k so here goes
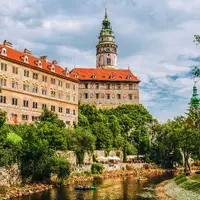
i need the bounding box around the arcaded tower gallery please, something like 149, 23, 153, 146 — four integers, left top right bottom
71, 9, 140, 108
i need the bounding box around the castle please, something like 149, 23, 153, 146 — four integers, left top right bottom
0, 8, 140, 125
70, 8, 140, 108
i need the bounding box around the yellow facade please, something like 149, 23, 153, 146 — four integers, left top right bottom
0, 58, 78, 126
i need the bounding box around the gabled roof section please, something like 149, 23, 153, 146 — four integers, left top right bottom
70, 68, 140, 82
0, 43, 78, 83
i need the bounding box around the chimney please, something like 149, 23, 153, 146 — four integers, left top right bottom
52, 60, 58, 65
3, 40, 13, 48
65, 67, 69, 77
24, 48, 32, 55
40, 56, 48, 62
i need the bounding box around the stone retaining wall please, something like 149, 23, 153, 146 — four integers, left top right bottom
0, 164, 21, 186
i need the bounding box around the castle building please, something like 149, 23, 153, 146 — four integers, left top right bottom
70, 9, 140, 108
0, 40, 79, 126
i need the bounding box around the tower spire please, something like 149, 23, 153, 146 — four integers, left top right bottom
190, 83, 200, 108
105, 0, 108, 18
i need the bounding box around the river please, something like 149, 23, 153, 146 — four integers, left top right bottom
12, 172, 173, 200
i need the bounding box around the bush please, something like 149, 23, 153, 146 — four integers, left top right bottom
91, 163, 104, 174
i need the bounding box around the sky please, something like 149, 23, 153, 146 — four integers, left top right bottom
0, 0, 200, 122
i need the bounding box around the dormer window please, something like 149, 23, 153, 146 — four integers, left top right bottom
127, 74, 132, 80
51, 65, 55, 72
1, 48, 7, 56
110, 74, 114, 79
24, 56, 29, 63
74, 73, 78, 78
65, 67, 69, 77
92, 73, 96, 79
38, 60, 42, 68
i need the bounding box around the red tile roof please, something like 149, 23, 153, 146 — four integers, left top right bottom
70, 68, 140, 82
0, 43, 78, 83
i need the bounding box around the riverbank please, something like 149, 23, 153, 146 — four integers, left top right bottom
156, 172, 200, 200
0, 168, 175, 200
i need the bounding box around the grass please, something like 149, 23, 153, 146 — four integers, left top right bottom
173, 173, 200, 194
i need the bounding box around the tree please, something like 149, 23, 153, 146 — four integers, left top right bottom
91, 122, 113, 150
40, 108, 66, 128
66, 128, 96, 164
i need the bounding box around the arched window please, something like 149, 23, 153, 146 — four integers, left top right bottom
107, 58, 111, 65
38, 60, 42, 68
51, 65, 55, 72
1, 48, 7, 56
99, 55, 104, 65
24, 56, 29, 63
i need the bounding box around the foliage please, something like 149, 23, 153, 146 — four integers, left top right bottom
66, 128, 96, 164
91, 163, 104, 174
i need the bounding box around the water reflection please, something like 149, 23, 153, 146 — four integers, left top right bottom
12, 173, 173, 200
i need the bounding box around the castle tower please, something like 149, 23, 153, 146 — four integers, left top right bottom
190, 84, 200, 108
96, 8, 118, 69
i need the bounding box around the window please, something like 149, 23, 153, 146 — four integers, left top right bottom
12, 81, 18, 89
32, 87, 38, 94
51, 65, 55, 72
66, 108, 70, 114
66, 121, 70, 126
51, 91, 56, 98
58, 80, 62, 87
42, 104, 47, 110
1, 48, 7, 56
96, 94, 99, 99
38, 60, 42, 68
58, 107, 63, 113
58, 92, 63, 99
84, 93, 88, 99
96, 84, 99, 89
12, 66, 18, 74
23, 84, 29, 92
32, 116, 39, 122
128, 94, 132, 100
42, 89, 47, 95
107, 84, 110, 89
73, 96, 76, 102
117, 94, 121, 99
129, 84, 133, 90
51, 105, 55, 112
117, 84, 121, 89
22, 114, 28, 121
23, 100, 29, 107
107, 94, 110, 99
33, 102, 38, 109
107, 58, 111, 65
42, 75, 47, 82
1, 63, 7, 71
51, 78, 56, 85
24, 70, 29, 77
73, 85, 76, 90
0, 96, 6, 103
12, 98, 18, 105
85, 83, 88, 89
24, 56, 28, 63
33, 73, 38, 80
0, 78, 7, 87
73, 110, 76, 115
66, 83, 70, 89
66, 94, 70, 101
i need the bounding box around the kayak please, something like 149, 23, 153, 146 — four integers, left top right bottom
74, 186, 96, 190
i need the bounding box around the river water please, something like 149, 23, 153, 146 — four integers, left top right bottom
12, 172, 173, 200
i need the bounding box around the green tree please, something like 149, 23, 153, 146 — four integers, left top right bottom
66, 128, 96, 164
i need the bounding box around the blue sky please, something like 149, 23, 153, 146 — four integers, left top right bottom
1, 0, 200, 121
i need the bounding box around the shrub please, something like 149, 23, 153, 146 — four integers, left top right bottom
91, 163, 104, 174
